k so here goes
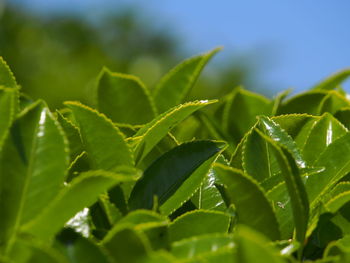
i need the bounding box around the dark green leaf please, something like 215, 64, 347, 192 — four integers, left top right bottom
133, 100, 217, 165
129, 140, 225, 215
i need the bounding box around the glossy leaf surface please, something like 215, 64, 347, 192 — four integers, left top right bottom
129, 140, 224, 214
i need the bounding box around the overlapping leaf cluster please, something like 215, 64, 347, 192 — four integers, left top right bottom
1, 49, 350, 263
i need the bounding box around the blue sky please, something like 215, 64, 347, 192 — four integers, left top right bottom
8, 0, 350, 94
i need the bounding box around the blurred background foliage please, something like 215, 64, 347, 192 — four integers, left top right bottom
0, 2, 263, 108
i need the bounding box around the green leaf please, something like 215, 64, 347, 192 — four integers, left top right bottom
242, 128, 275, 182
117, 210, 167, 226
96, 68, 156, 125
132, 100, 217, 165
22, 170, 137, 240
153, 47, 221, 113
312, 68, 350, 90
258, 115, 306, 168
234, 225, 285, 263
101, 225, 150, 263
171, 233, 234, 259
191, 168, 226, 211
306, 133, 350, 207
8, 237, 67, 263
325, 191, 350, 214
0, 57, 17, 88
278, 90, 329, 115
168, 210, 230, 242
128, 140, 225, 215
335, 107, 350, 130
0, 87, 18, 150
302, 113, 347, 164
265, 136, 309, 248
0, 102, 69, 253
223, 88, 272, 144
317, 90, 350, 115
56, 111, 83, 162
213, 163, 280, 241
65, 101, 134, 170
55, 228, 111, 263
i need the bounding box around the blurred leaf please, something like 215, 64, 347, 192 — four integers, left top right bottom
0, 87, 18, 149
102, 225, 150, 263
22, 170, 137, 240
55, 228, 111, 263
312, 68, 350, 91
171, 233, 235, 259
0, 56, 17, 88
153, 47, 221, 113
168, 210, 230, 242
234, 225, 285, 263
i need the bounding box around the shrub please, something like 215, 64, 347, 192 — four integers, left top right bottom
1, 49, 350, 262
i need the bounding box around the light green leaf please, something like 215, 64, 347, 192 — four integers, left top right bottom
96, 68, 156, 125
325, 191, 350, 214
234, 225, 285, 263
153, 47, 221, 113
278, 90, 329, 115
0, 87, 18, 150
317, 90, 350, 115
0, 102, 69, 253
132, 100, 217, 165
312, 68, 350, 90
171, 233, 234, 259
56, 111, 83, 162
65, 101, 134, 170
223, 88, 272, 144
243, 128, 275, 182
168, 210, 230, 242
258, 115, 306, 168
0, 57, 17, 88
22, 170, 137, 240
214, 163, 280, 241
306, 133, 350, 207
191, 169, 226, 211
302, 113, 347, 164
265, 136, 309, 247
128, 140, 225, 215
101, 225, 150, 263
